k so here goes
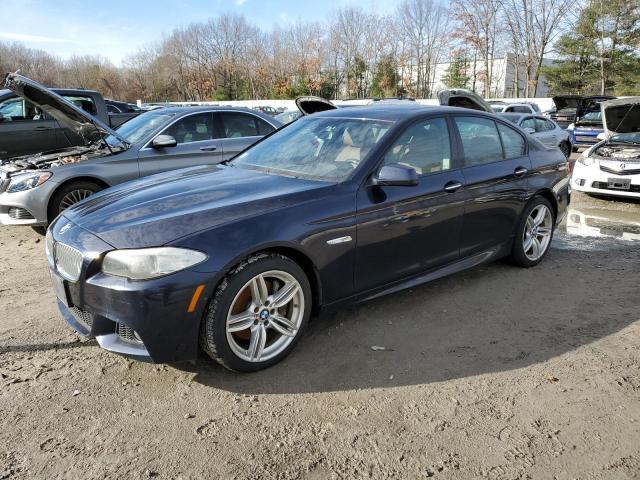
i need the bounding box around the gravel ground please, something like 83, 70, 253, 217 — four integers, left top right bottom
1, 191, 639, 479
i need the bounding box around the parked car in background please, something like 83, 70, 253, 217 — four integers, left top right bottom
0, 74, 280, 228
572, 97, 640, 199
46, 100, 569, 371
274, 110, 302, 125
253, 106, 279, 116
491, 103, 541, 114
0, 77, 141, 160
546, 95, 615, 129
105, 99, 141, 114
499, 113, 572, 157
566, 106, 609, 151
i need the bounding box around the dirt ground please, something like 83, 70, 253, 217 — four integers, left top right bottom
1, 191, 639, 480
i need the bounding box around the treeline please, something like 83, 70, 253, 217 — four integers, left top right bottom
0, 0, 638, 102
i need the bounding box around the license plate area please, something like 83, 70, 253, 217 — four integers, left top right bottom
607, 177, 631, 190
50, 269, 71, 307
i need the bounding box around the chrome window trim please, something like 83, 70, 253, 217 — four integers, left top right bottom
141, 109, 279, 151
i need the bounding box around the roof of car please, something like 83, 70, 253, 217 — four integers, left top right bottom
143, 105, 280, 124
498, 112, 544, 120
310, 104, 483, 122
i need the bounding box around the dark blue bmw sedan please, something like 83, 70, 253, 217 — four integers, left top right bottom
46, 103, 570, 371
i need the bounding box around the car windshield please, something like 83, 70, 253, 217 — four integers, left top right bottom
580, 111, 602, 122
611, 132, 640, 144
231, 116, 392, 181
104, 111, 176, 146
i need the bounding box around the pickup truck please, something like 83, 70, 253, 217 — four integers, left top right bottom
0, 85, 139, 159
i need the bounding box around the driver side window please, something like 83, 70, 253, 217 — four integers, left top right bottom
0, 97, 44, 121
382, 117, 452, 175
162, 113, 213, 144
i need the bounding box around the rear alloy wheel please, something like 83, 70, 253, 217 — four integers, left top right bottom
510, 197, 555, 267
201, 253, 311, 372
48, 180, 103, 221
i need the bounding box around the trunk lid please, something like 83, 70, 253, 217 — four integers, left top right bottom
295, 96, 337, 115
437, 89, 493, 113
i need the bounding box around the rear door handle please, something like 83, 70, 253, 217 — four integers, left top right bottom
443, 181, 463, 193
199, 145, 217, 151
514, 167, 528, 177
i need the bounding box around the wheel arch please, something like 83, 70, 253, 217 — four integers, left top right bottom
47, 176, 110, 223
211, 244, 324, 316
531, 188, 558, 221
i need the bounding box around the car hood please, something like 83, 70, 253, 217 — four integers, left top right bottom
437, 89, 493, 113
601, 97, 640, 137
3, 73, 125, 145
62, 165, 333, 248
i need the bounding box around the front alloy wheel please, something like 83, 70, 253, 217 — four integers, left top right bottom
201, 253, 311, 372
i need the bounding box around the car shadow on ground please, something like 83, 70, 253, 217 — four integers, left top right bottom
178, 245, 638, 395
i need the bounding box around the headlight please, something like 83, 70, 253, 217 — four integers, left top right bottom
7, 171, 52, 193
101, 247, 207, 280
577, 155, 595, 166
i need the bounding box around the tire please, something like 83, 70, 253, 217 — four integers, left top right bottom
200, 253, 312, 372
559, 141, 571, 158
31, 226, 46, 235
48, 180, 103, 222
509, 196, 555, 268
572, 146, 578, 153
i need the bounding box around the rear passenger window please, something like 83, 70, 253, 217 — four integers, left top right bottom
454, 117, 503, 166
220, 112, 264, 138
497, 123, 526, 159
382, 118, 452, 175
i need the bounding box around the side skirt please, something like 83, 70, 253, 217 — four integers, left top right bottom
321, 242, 510, 313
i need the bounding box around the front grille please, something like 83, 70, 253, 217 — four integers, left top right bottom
116, 323, 143, 344
592, 181, 640, 193
600, 165, 640, 176
54, 242, 83, 281
575, 135, 598, 143
69, 306, 93, 330
8, 207, 34, 220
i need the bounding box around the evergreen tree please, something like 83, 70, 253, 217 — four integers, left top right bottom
441, 55, 470, 89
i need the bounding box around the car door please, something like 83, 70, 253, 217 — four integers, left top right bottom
214, 111, 276, 161
535, 117, 560, 147
0, 95, 57, 158
137, 111, 224, 177
355, 116, 467, 292
454, 115, 531, 257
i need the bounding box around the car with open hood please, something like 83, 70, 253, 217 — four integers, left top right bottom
45, 102, 569, 371
0, 74, 280, 229
546, 95, 615, 129
572, 97, 640, 199
0, 76, 141, 160
499, 113, 572, 158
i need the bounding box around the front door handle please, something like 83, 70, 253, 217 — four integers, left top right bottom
514, 166, 528, 177
443, 181, 463, 193
199, 145, 217, 151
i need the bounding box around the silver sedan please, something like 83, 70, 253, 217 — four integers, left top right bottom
499, 112, 572, 158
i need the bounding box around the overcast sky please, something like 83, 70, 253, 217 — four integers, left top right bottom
0, 0, 398, 65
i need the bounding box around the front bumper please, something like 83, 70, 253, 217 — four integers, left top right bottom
48, 217, 218, 363
570, 129, 603, 148
0, 180, 55, 226
572, 161, 640, 198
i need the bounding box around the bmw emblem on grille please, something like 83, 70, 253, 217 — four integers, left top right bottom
59, 222, 71, 235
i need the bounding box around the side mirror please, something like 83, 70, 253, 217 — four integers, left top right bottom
523, 127, 536, 134
372, 163, 419, 187
151, 134, 177, 148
